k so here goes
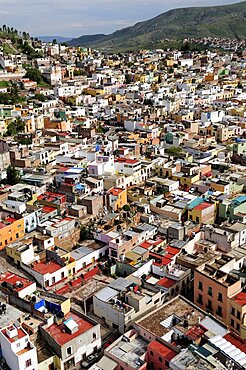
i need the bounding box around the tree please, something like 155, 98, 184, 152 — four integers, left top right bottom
34, 93, 46, 102
25, 68, 43, 83
181, 41, 190, 53
6, 166, 21, 185
6, 117, 25, 136
123, 204, 131, 212
52, 38, 57, 45
124, 74, 131, 84
165, 146, 183, 157
80, 226, 91, 241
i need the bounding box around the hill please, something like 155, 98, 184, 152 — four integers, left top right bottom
38, 36, 72, 43
69, 1, 246, 50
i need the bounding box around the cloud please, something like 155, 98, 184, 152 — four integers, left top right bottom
0, 0, 241, 36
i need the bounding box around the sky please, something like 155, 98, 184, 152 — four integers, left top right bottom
0, 0, 242, 37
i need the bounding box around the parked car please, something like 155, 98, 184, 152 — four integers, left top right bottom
81, 353, 99, 369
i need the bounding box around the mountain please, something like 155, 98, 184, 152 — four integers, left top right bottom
38, 36, 72, 43
69, 1, 246, 50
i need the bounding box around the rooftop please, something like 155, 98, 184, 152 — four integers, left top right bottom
32, 261, 62, 275
231, 291, 246, 307
0, 272, 35, 293
108, 336, 147, 369
136, 296, 205, 338
44, 311, 94, 346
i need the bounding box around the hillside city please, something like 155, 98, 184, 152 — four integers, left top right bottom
0, 25, 245, 370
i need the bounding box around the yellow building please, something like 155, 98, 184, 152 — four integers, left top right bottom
106, 187, 127, 212
172, 172, 200, 187
84, 87, 105, 96
188, 202, 215, 224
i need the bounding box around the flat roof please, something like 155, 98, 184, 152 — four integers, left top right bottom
0, 272, 35, 292
32, 261, 62, 275
94, 287, 118, 302
136, 296, 205, 338
108, 336, 147, 369
44, 312, 94, 346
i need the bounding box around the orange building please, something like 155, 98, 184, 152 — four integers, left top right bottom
106, 187, 127, 212
44, 117, 71, 132
0, 217, 25, 249
194, 255, 241, 324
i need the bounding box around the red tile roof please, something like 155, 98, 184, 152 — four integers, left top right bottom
157, 277, 176, 289
231, 291, 246, 306
224, 332, 246, 354
45, 312, 94, 346
185, 326, 206, 341
148, 340, 176, 361
107, 187, 125, 196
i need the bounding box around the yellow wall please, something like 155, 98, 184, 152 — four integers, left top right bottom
0, 218, 25, 249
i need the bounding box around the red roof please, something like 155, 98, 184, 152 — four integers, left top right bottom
140, 239, 164, 250
157, 277, 176, 289
115, 157, 139, 164
185, 326, 206, 341
232, 291, 246, 306
42, 206, 57, 214
107, 187, 125, 196
2, 327, 27, 343
38, 192, 65, 203
0, 272, 34, 292
32, 261, 62, 275
166, 246, 180, 256
5, 217, 16, 224
45, 312, 94, 346
224, 332, 246, 354
194, 202, 213, 211
148, 340, 176, 361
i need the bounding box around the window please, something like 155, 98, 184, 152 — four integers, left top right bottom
218, 292, 223, 302
93, 333, 97, 340
231, 319, 234, 327
207, 299, 212, 311
150, 351, 154, 356
197, 294, 203, 304
198, 281, 203, 291
236, 323, 240, 332
237, 311, 241, 320
159, 357, 162, 362
217, 306, 223, 317
25, 359, 32, 368
208, 287, 213, 297
67, 346, 72, 355
231, 307, 235, 316
16, 342, 20, 348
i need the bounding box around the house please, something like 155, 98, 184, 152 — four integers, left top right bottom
229, 291, 246, 339
0, 272, 36, 299
0, 325, 38, 370
194, 255, 242, 323
40, 310, 101, 370
0, 216, 25, 249
188, 202, 215, 224
106, 187, 127, 211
